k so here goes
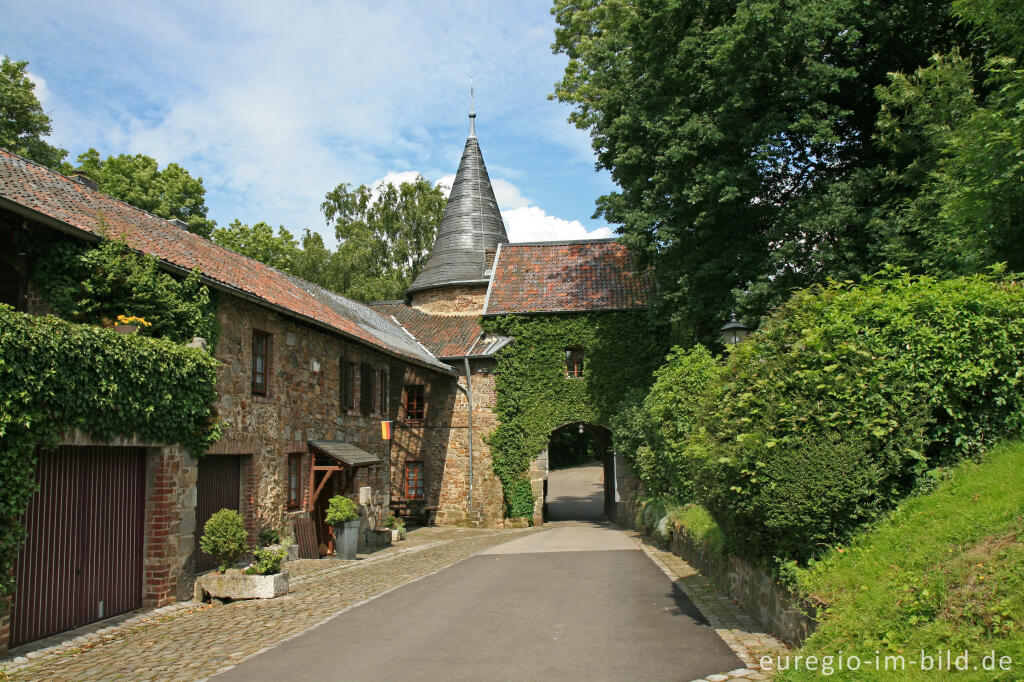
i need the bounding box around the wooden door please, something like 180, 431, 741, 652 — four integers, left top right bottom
195, 455, 241, 572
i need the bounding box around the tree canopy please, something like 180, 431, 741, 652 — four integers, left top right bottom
212, 176, 447, 302
74, 149, 217, 238
551, 0, 991, 345
320, 175, 447, 301
0, 56, 67, 169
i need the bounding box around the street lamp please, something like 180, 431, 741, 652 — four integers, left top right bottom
720, 312, 750, 346
578, 423, 584, 434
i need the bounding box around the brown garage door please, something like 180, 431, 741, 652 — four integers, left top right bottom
12, 446, 147, 647
195, 455, 241, 573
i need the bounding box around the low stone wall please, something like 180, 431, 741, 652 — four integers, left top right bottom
668, 529, 816, 646
620, 474, 816, 646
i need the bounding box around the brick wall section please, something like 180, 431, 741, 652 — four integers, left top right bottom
141, 444, 197, 606
409, 284, 488, 315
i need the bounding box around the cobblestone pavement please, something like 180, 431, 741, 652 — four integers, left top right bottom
1, 527, 538, 681
634, 535, 789, 682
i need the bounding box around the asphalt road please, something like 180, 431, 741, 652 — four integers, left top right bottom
546, 461, 607, 522
216, 467, 742, 681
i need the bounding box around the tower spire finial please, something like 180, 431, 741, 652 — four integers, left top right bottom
468, 77, 477, 138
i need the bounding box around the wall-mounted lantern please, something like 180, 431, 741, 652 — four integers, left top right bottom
720, 312, 750, 346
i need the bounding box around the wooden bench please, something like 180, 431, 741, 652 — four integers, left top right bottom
391, 499, 438, 526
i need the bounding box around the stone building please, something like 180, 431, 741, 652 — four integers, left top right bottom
0, 108, 649, 651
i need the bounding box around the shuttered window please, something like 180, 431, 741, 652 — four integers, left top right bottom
360, 362, 374, 415
341, 360, 356, 412
375, 368, 387, 415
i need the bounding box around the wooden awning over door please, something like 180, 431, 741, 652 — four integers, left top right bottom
305, 441, 381, 513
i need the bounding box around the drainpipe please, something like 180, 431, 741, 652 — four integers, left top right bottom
455, 336, 482, 511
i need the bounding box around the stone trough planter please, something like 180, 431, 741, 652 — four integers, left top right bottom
197, 569, 289, 600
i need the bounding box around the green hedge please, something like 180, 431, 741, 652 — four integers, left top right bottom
0, 307, 221, 593
482, 311, 664, 518
622, 272, 1024, 566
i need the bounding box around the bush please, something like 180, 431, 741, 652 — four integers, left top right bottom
324, 495, 358, 525
704, 272, 1024, 565
200, 509, 247, 573
246, 547, 286, 576
622, 272, 1024, 567
383, 514, 405, 530
613, 346, 722, 500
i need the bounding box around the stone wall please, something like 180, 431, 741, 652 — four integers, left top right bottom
626, 479, 818, 646
434, 362, 504, 527
409, 284, 488, 315
213, 295, 485, 534
667, 530, 817, 646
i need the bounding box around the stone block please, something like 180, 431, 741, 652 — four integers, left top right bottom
197, 570, 289, 600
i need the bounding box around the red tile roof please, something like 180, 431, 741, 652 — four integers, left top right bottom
370, 301, 482, 358
0, 149, 451, 373
483, 240, 650, 315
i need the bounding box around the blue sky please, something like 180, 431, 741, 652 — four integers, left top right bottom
1, 1, 618, 246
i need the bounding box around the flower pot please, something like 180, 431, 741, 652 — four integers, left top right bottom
390, 528, 401, 543
197, 570, 289, 600
332, 519, 360, 560
114, 324, 139, 334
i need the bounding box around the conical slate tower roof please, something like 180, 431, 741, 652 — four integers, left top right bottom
407, 111, 508, 295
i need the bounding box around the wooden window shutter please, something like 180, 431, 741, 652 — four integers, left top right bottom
360, 362, 374, 415
341, 359, 355, 411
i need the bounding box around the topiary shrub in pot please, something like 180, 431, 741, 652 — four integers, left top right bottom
199, 508, 247, 573
325, 495, 360, 560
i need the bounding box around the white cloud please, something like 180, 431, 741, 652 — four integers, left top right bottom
491, 178, 531, 210
436, 174, 455, 197
3, 2, 612, 245
25, 71, 51, 110
502, 206, 615, 243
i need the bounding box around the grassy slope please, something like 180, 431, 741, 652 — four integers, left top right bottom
780, 441, 1024, 680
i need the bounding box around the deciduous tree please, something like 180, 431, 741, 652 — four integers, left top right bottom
75, 149, 217, 238
0, 56, 67, 169
551, 0, 970, 344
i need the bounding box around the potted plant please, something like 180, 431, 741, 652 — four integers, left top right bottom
195, 509, 290, 600
325, 495, 360, 560
199, 508, 247, 573
384, 514, 406, 543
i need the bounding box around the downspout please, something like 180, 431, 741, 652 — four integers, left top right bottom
456, 335, 483, 511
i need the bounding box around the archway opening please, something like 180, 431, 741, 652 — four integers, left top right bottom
543, 423, 613, 523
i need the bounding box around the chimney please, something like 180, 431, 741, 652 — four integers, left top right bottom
70, 172, 98, 191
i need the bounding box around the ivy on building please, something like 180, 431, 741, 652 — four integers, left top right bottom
0, 307, 222, 595
482, 311, 665, 518
24, 230, 220, 347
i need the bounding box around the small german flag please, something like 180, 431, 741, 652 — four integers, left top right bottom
380, 420, 392, 440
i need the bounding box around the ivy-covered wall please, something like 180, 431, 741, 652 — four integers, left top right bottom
0, 307, 221, 595
481, 311, 665, 518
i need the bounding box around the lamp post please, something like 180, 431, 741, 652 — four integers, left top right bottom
720, 312, 750, 346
